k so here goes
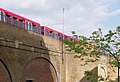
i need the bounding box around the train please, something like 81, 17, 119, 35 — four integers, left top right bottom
0, 8, 76, 41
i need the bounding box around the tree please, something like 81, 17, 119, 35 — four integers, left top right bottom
64, 26, 120, 82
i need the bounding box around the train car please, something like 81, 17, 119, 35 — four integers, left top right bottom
52, 29, 63, 41
63, 34, 71, 41
41, 26, 76, 41
41, 26, 64, 40
0, 8, 40, 34
0, 8, 77, 42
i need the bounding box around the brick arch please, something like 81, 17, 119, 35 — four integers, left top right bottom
21, 57, 58, 82
0, 59, 12, 82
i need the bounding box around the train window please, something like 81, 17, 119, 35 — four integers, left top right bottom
50, 31, 53, 38
41, 26, 44, 35
32, 24, 37, 33
58, 34, 60, 40
37, 26, 40, 34
46, 30, 49, 36
72, 35, 78, 40
26, 21, 29, 30
64, 36, 67, 40
67, 38, 71, 41
29, 23, 32, 31
13, 17, 18, 26
61, 35, 63, 41
0, 11, 4, 22
54, 32, 58, 39
6, 14, 11, 24
59, 35, 62, 40
19, 20, 24, 28
54, 32, 56, 38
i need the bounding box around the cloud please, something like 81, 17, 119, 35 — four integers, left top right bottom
18, 2, 31, 9
110, 9, 120, 16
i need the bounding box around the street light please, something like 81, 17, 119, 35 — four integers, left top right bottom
62, 8, 64, 64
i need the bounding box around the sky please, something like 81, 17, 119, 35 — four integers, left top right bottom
0, 0, 120, 36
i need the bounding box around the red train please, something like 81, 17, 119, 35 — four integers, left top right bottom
0, 8, 76, 41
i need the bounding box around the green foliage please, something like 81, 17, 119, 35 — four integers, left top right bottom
64, 26, 120, 65
84, 71, 98, 82
64, 26, 120, 82
84, 70, 114, 82
71, 31, 76, 35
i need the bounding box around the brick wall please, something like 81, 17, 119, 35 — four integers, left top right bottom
21, 58, 57, 82
0, 61, 11, 82
0, 22, 62, 82
0, 22, 118, 82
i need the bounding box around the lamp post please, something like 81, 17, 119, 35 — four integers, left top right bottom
62, 8, 64, 64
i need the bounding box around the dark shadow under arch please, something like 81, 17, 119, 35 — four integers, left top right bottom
0, 59, 12, 82
21, 57, 58, 82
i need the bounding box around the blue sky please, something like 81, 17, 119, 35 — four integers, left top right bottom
0, 0, 120, 36
100, 0, 120, 31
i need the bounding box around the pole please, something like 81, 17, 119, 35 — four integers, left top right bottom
62, 8, 64, 64
62, 8, 64, 42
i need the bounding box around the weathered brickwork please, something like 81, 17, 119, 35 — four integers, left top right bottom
0, 22, 62, 82
0, 22, 118, 82
0, 61, 11, 82
21, 58, 57, 82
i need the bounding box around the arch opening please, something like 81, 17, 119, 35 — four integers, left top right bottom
0, 60, 12, 82
21, 57, 58, 82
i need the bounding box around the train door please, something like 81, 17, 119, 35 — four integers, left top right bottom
26, 21, 32, 31
59, 34, 63, 41
49, 30, 53, 38
28, 22, 32, 31
46, 29, 49, 36
67, 37, 71, 41
41, 26, 44, 35
19, 19, 24, 28
26, 21, 29, 30
54, 32, 58, 40
58, 33, 60, 40
37, 26, 40, 34
0, 11, 4, 22
13, 17, 18, 26
6, 14, 11, 24
32, 24, 37, 33
64, 35, 67, 40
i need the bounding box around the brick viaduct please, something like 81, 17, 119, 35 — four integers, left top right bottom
0, 22, 118, 82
